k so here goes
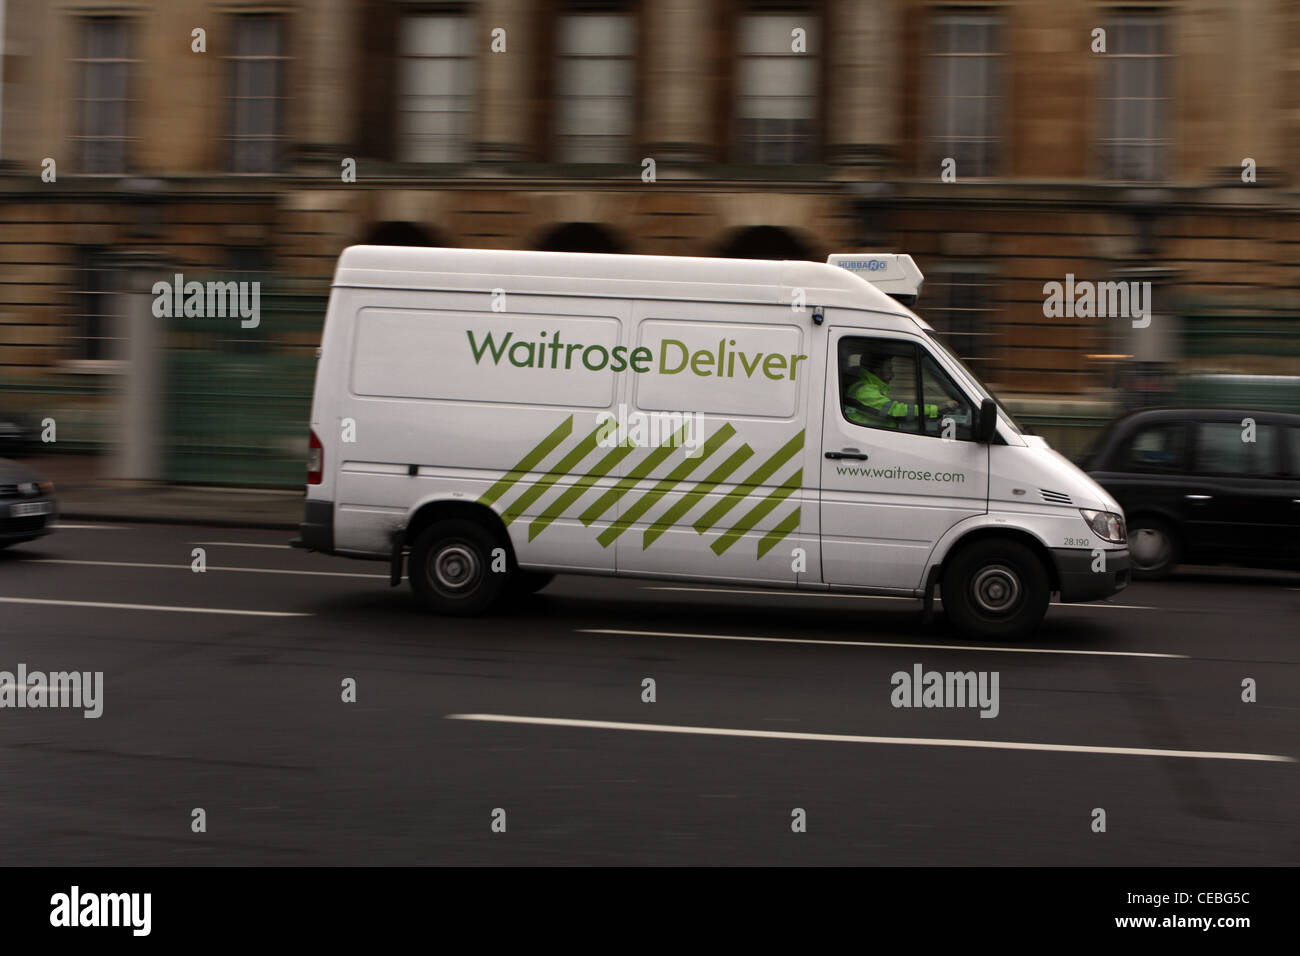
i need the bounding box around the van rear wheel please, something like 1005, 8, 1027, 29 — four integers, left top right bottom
942, 539, 1050, 641
409, 519, 507, 616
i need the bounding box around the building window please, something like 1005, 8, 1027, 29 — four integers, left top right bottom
398, 13, 475, 163
228, 15, 288, 173
555, 9, 635, 163
926, 266, 999, 382
736, 8, 818, 164
73, 17, 133, 174
929, 10, 1002, 178
1098, 11, 1170, 182
71, 248, 116, 361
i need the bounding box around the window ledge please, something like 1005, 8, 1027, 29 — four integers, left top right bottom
57, 360, 125, 375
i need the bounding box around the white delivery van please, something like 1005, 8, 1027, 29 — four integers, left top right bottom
293, 246, 1130, 639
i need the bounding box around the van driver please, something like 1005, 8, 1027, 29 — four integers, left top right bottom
845, 350, 958, 429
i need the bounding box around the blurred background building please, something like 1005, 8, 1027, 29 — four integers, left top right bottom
1, 0, 1298, 482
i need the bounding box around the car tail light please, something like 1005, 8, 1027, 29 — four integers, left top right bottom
307, 429, 323, 485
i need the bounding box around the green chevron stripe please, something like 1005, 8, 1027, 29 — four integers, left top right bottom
595, 423, 736, 548
527, 439, 636, 541
756, 505, 801, 559
693, 430, 805, 534
500, 423, 608, 525
642, 444, 755, 549
579, 422, 692, 527
710, 468, 802, 555
477, 415, 574, 507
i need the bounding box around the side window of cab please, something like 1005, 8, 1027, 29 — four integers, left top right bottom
918, 350, 975, 440
837, 338, 922, 434
1120, 421, 1189, 473
837, 337, 975, 440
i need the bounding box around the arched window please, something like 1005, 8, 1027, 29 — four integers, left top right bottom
534, 222, 627, 254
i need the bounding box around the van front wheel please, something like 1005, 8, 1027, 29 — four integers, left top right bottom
942, 540, 1050, 641
409, 519, 507, 616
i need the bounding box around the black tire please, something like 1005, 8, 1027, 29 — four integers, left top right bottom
1126, 516, 1179, 580
942, 539, 1051, 641
408, 519, 508, 616
508, 570, 554, 596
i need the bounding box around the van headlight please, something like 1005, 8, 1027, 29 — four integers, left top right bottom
1079, 509, 1125, 544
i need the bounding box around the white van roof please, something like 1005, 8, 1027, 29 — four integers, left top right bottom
332, 245, 910, 314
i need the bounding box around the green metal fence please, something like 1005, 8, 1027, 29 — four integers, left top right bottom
162, 286, 326, 486
0, 377, 118, 454
1176, 307, 1300, 412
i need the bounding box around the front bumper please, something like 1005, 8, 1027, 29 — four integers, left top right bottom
1051, 547, 1131, 602
0, 497, 57, 542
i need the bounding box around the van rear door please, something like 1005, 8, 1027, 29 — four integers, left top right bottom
820, 328, 989, 591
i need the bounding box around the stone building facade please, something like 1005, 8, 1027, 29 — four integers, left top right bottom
1, 0, 1297, 429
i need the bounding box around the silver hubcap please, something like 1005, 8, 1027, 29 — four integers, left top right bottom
1130, 527, 1169, 569
431, 543, 480, 593
972, 565, 1021, 614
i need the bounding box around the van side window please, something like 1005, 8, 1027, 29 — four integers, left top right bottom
838, 338, 923, 434
1194, 422, 1279, 477
1122, 422, 1188, 472
918, 351, 974, 440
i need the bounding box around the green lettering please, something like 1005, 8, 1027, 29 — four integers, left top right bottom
630, 347, 653, 372
790, 354, 807, 380
763, 354, 787, 379
466, 330, 512, 364
660, 339, 688, 374
609, 345, 628, 372
582, 345, 609, 371
691, 349, 715, 375
508, 339, 536, 367
738, 351, 763, 378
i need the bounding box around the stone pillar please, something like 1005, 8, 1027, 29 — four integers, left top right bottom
108, 252, 170, 482
294, 0, 355, 166
641, 0, 714, 163
474, 0, 533, 162
826, 0, 898, 166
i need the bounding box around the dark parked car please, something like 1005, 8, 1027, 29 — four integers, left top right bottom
1081, 408, 1300, 579
0, 412, 38, 456
0, 458, 56, 548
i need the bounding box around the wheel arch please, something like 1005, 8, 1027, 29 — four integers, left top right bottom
930, 524, 1061, 593
405, 497, 517, 565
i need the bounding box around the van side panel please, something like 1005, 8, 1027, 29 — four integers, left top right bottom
611, 301, 821, 586
330, 289, 631, 571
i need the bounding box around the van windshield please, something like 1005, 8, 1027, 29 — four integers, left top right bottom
923, 330, 1025, 434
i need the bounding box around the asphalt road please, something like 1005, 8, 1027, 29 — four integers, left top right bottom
1, 521, 1296, 866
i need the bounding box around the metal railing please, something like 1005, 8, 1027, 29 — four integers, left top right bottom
162, 286, 326, 486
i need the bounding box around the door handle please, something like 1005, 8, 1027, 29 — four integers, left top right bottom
826, 450, 869, 461
1184, 494, 1212, 501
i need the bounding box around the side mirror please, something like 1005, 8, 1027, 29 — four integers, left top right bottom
976, 398, 998, 443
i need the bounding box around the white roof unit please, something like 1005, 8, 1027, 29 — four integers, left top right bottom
826, 253, 924, 304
